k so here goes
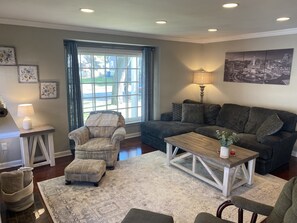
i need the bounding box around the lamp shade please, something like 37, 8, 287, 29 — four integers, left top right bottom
193, 69, 212, 85
17, 104, 35, 117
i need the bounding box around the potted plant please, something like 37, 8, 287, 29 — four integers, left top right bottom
216, 130, 239, 158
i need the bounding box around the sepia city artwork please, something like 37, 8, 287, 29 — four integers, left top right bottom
224, 49, 293, 85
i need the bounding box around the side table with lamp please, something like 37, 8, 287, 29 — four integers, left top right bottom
17, 104, 56, 167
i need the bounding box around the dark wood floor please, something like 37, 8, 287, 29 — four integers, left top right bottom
1, 137, 297, 223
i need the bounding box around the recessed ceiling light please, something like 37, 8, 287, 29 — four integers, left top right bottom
222, 3, 239, 8
276, 17, 290, 22
156, 20, 167, 25
80, 8, 94, 13
208, 28, 218, 32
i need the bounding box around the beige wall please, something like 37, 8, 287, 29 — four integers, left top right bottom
202, 35, 297, 153
0, 24, 202, 166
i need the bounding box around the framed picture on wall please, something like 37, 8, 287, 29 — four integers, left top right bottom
0, 46, 17, 65
224, 48, 294, 85
18, 65, 39, 83
39, 81, 59, 99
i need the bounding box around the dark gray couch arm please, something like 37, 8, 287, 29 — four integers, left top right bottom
161, 112, 173, 121
262, 131, 297, 171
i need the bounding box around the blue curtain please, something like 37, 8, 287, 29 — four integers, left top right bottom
142, 47, 155, 121
64, 40, 83, 151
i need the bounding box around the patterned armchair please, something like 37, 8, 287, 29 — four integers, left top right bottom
195, 176, 297, 223
68, 110, 126, 169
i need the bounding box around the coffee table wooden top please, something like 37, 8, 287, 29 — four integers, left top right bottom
164, 132, 259, 168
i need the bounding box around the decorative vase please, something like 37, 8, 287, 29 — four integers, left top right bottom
220, 146, 229, 158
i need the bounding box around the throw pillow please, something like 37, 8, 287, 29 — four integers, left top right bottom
256, 113, 284, 142
172, 103, 182, 121
181, 103, 204, 124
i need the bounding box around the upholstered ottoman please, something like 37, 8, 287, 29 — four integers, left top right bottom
121, 208, 174, 223
64, 159, 106, 187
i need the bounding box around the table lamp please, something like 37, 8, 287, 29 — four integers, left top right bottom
17, 104, 35, 130
193, 69, 212, 103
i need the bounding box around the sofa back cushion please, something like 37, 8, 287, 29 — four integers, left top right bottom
172, 103, 182, 121
216, 104, 250, 133
183, 99, 221, 125
244, 107, 297, 134
181, 103, 204, 124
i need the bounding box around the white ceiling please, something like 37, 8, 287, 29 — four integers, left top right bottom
0, 0, 297, 43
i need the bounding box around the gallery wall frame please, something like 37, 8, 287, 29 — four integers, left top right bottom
18, 65, 39, 83
224, 48, 294, 85
39, 81, 59, 99
0, 46, 17, 66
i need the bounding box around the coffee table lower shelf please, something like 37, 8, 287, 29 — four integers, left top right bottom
167, 145, 256, 197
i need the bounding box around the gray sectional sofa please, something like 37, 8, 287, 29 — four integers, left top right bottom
141, 100, 297, 175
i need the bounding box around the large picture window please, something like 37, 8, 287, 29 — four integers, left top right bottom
78, 47, 143, 124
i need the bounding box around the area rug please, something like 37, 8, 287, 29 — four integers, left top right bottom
38, 151, 286, 223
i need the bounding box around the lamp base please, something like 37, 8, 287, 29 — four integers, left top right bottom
199, 85, 206, 103
23, 117, 32, 130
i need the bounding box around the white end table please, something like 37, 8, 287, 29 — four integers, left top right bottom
19, 125, 55, 167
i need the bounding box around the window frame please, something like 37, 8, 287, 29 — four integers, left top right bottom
77, 47, 143, 124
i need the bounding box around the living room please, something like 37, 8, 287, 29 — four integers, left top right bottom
0, 0, 297, 222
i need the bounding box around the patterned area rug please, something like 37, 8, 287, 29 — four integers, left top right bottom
38, 151, 286, 223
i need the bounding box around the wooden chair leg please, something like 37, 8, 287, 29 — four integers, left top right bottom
216, 200, 233, 218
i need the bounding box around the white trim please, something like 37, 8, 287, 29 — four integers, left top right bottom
199, 28, 297, 43
125, 132, 140, 139
0, 159, 23, 170
291, 150, 297, 158
54, 150, 72, 158
1, 18, 297, 44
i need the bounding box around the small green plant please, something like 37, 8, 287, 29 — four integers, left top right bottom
216, 130, 239, 147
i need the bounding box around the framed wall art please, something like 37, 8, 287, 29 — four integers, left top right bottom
39, 81, 59, 99
18, 65, 39, 83
224, 48, 294, 85
0, 46, 17, 65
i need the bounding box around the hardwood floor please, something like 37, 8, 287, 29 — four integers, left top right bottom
0, 137, 297, 223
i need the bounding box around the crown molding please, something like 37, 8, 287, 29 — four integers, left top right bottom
199, 28, 297, 43
0, 18, 297, 44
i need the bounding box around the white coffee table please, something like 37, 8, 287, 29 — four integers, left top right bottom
165, 132, 259, 197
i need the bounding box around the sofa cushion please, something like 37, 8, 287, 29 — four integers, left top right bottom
256, 114, 283, 142
216, 104, 250, 133
244, 107, 297, 134
181, 103, 204, 124
141, 121, 203, 139
195, 125, 236, 139
236, 133, 272, 160
172, 103, 182, 121
183, 99, 221, 125
204, 104, 221, 125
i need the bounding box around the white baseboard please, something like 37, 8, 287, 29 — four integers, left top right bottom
0, 159, 23, 170
125, 132, 141, 139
